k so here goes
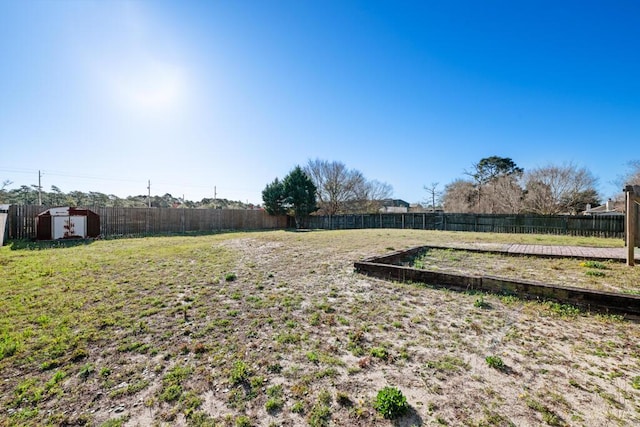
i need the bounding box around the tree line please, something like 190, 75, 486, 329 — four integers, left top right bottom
0, 181, 254, 210
439, 156, 640, 215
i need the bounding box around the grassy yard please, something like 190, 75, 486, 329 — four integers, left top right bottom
0, 229, 639, 426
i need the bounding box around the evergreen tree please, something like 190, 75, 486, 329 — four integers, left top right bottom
283, 166, 318, 228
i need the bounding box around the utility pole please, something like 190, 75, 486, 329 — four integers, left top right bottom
214, 186, 217, 200
147, 180, 151, 208
38, 170, 42, 206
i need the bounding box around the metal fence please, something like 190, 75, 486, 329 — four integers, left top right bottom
308, 212, 625, 238
6, 205, 289, 240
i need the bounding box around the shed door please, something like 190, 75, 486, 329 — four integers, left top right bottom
53, 216, 87, 239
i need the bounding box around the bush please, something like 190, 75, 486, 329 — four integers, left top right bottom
374, 386, 408, 419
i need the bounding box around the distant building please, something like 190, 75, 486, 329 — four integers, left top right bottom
379, 199, 410, 213
582, 199, 624, 216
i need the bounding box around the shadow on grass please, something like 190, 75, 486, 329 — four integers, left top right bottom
394, 406, 424, 427
9, 238, 96, 251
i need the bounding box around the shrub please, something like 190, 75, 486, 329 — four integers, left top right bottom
374, 386, 408, 419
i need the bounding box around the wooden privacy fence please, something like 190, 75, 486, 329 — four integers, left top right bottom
6, 206, 625, 240
6, 205, 288, 240
308, 213, 625, 238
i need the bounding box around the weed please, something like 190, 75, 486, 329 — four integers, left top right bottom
485, 355, 505, 370
586, 270, 606, 277
78, 363, 94, 380
374, 386, 408, 419
632, 376, 640, 390
160, 384, 182, 402
308, 403, 331, 427
580, 260, 607, 269
291, 401, 305, 414
265, 396, 284, 413
370, 346, 389, 360
235, 415, 252, 427
474, 295, 491, 309
229, 360, 250, 384
545, 302, 581, 318
225, 272, 237, 282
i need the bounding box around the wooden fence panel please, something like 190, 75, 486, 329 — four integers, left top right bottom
7, 206, 287, 240
308, 213, 624, 238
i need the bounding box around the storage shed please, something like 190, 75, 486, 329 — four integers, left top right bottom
36, 207, 100, 240
0, 204, 9, 246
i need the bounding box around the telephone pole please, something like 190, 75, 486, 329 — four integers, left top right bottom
147, 180, 151, 208
38, 170, 42, 206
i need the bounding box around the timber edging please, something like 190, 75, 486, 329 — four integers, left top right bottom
354, 246, 640, 318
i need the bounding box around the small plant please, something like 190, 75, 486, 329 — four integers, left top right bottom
370, 346, 389, 360
265, 396, 284, 413
580, 260, 607, 269
308, 403, 331, 427
632, 376, 640, 390
160, 384, 182, 402
78, 363, 94, 380
291, 401, 305, 414
485, 355, 505, 370
229, 360, 250, 384
474, 295, 490, 309
225, 272, 237, 282
374, 386, 408, 419
235, 415, 252, 427
586, 270, 606, 277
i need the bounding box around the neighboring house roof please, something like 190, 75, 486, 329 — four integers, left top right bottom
583, 200, 624, 216
380, 199, 410, 208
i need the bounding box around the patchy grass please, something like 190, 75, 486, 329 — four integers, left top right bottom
0, 229, 639, 426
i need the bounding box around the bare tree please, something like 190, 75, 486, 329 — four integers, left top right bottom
441, 179, 476, 213
523, 163, 600, 215
423, 182, 441, 212
353, 179, 393, 213
305, 159, 364, 215
305, 159, 392, 214
482, 175, 524, 214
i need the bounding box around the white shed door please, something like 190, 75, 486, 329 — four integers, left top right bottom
53, 216, 87, 239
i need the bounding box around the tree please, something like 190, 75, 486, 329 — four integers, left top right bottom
441, 179, 476, 213
283, 166, 317, 228
261, 178, 287, 216
467, 156, 523, 185
423, 182, 441, 212
305, 159, 393, 214
464, 156, 523, 211
523, 163, 600, 215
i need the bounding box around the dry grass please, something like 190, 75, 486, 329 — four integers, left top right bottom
411, 248, 640, 294
1, 229, 639, 427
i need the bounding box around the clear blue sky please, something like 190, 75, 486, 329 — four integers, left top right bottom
1, 0, 638, 204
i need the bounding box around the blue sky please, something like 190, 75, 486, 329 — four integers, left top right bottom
1, 0, 638, 204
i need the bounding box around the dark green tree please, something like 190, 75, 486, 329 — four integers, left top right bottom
283, 166, 317, 228
261, 178, 287, 216
469, 156, 523, 185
